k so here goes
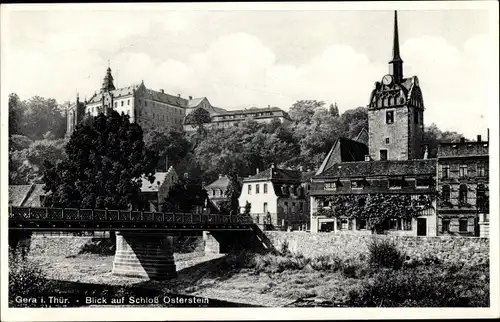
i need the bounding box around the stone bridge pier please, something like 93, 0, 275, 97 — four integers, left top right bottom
112, 232, 177, 280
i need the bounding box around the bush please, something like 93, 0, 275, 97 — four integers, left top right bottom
367, 238, 404, 269
347, 264, 489, 307
9, 251, 48, 307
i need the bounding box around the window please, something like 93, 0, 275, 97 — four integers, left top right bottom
114, 102, 118, 108
476, 184, 487, 211
459, 184, 468, 204
263, 202, 268, 213
380, 149, 388, 161
386, 111, 394, 124
325, 182, 336, 191
256, 184, 260, 194
248, 184, 252, 195
442, 185, 451, 203
299, 202, 303, 211
145, 101, 148, 106
459, 165, 468, 178
414, 109, 419, 124
263, 183, 268, 194
442, 218, 450, 233
385, 138, 390, 144
477, 163, 485, 177
284, 202, 289, 213
403, 218, 412, 230
121, 101, 124, 107
356, 218, 367, 230
459, 218, 468, 232
441, 165, 450, 179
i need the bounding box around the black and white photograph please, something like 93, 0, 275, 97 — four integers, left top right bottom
1, 2, 498, 321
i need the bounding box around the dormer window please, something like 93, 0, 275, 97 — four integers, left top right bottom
351, 180, 365, 189
388, 178, 404, 189
325, 182, 337, 191
416, 178, 432, 189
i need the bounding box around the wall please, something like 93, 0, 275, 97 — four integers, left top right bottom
264, 231, 489, 265
239, 180, 278, 216
368, 106, 409, 161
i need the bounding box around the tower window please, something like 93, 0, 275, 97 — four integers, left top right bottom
385, 138, 390, 144
414, 109, 419, 124
386, 111, 394, 124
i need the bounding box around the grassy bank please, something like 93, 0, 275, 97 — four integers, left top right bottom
9, 239, 490, 307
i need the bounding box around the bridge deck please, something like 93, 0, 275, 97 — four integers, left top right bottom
8, 207, 255, 232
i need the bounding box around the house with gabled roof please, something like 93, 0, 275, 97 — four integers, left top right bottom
238, 165, 315, 231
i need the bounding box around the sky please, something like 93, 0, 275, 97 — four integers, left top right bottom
1, 3, 497, 139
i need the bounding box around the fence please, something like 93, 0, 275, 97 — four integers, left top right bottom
9, 206, 254, 225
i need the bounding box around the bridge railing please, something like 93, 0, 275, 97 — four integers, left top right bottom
8, 206, 254, 225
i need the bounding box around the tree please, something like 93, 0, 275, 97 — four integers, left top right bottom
423, 123, 465, 158
143, 127, 191, 172
218, 170, 242, 215
338, 107, 368, 139
329, 102, 339, 118
9, 93, 25, 136
288, 100, 325, 124
9, 138, 67, 185
161, 177, 208, 213
22, 96, 67, 140
184, 107, 211, 134
42, 110, 156, 210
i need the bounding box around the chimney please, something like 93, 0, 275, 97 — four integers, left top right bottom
460, 137, 466, 143
487, 128, 490, 142
477, 135, 482, 142
365, 154, 371, 161
189, 96, 193, 100
160, 89, 164, 94
256, 168, 259, 174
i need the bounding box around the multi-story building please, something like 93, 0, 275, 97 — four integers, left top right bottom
437, 136, 489, 237
66, 67, 211, 136
238, 165, 315, 231
309, 11, 439, 236
183, 106, 292, 131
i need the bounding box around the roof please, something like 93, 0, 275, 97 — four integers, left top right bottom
87, 83, 189, 108
140, 172, 168, 192
187, 97, 205, 108
245, 167, 311, 183
23, 184, 46, 207
205, 175, 230, 190
354, 128, 369, 146
315, 159, 437, 179
368, 76, 422, 109
9, 184, 46, 206
316, 137, 369, 175
437, 141, 489, 158
9, 185, 33, 206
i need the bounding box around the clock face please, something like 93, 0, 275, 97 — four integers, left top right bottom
382, 75, 393, 86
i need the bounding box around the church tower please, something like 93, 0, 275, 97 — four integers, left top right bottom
367, 11, 425, 161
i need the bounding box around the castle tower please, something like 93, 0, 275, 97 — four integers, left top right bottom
101, 66, 116, 93
367, 11, 425, 161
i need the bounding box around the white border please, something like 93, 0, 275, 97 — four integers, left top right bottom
1, 1, 499, 321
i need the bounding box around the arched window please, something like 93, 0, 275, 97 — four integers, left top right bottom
442, 185, 451, 203
459, 184, 468, 204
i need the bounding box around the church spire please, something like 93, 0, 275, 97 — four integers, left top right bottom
389, 10, 404, 83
